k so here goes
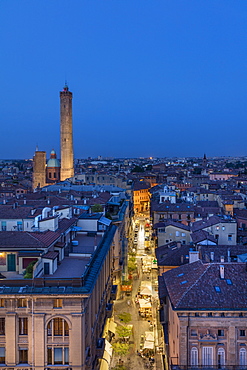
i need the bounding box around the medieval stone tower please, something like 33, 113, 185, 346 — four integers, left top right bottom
60, 84, 74, 181
32, 150, 46, 189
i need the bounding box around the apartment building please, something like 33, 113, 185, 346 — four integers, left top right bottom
159, 260, 247, 369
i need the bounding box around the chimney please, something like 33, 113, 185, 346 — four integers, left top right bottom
220, 265, 224, 279
227, 249, 231, 263
220, 256, 224, 263
210, 252, 214, 261
24, 199, 26, 205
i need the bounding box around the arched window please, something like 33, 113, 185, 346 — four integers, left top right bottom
240, 348, 247, 367
47, 318, 69, 337
218, 348, 225, 368
191, 347, 198, 367
47, 318, 69, 366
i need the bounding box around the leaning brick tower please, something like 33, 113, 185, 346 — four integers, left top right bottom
60, 83, 74, 181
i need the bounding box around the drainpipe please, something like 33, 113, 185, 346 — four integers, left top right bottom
187, 313, 190, 368
32, 297, 34, 370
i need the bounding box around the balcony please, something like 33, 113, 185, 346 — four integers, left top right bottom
106, 303, 113, 318
96, 337, 105, 357
110, 284, 118, 300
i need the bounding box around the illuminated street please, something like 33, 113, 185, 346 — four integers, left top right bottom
110, 217, 164, 369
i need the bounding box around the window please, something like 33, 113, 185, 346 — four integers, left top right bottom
47, 347, 69, 365
208, 312, 212, 317
47, 318, 69, 337
53, 299, 63, 308
176, 231, 180, 237
240, 330, 246, 337
17, 221, 23, 231
1, 222, 6, 231
191, 347, 198, 366
218, 348, 225, 368
19, 318, 28, 335
202, 347, 213, 366
54, 172, 56, 178
0, 299, 5, 308
228, 234, 232, 241
0, 347, 5, 364
19, 348, 28, 363
191, 329, 197, 336
218, 329, 224, 336
0, 319, 5, 335
18, 298, 27, 307
240, 348, 247, 367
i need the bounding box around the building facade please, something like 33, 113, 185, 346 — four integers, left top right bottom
159, 260, 247, 369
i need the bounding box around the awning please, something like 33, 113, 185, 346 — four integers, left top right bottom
140, 287, 152, 295
145, 331, 154, 342
99, 358, 109, 370
139, 299, 152, 309
105, 339, 113, 356
99, 216, 112, 226
144, 340, 154, 349
108, 321, 117, 334
99, 339, 112, 370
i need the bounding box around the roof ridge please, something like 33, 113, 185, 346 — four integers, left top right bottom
175, 262, 211, 308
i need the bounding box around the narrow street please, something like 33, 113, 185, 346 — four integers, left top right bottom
110, 218, 164, 370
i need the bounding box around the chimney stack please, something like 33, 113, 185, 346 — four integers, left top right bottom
220, 265, 224, 279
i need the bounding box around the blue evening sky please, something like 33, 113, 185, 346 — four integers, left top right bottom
0, 1, 246, 159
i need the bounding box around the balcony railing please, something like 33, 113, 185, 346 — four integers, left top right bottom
171, 366, 247, 370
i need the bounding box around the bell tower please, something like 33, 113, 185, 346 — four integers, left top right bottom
60, 83, 74, 181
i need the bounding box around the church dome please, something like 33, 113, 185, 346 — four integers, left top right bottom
47, 149, 60, 168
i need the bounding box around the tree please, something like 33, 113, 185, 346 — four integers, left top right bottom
131, 165, 144, 173
91, 204, 103, 213
112, 342, 130, 357
118, 312, 131, 324
116, 325, 132, 340
128, 260, 136, 273
24, 260, 37, 279
112, 365, 127, 370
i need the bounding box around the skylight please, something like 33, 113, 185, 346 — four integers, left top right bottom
181, 280, 188, 285
226, 279, 232, 285
177, 273, 184, 277
214, 286, 221, 292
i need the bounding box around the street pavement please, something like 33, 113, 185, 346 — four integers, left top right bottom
110, 219, 164, 370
